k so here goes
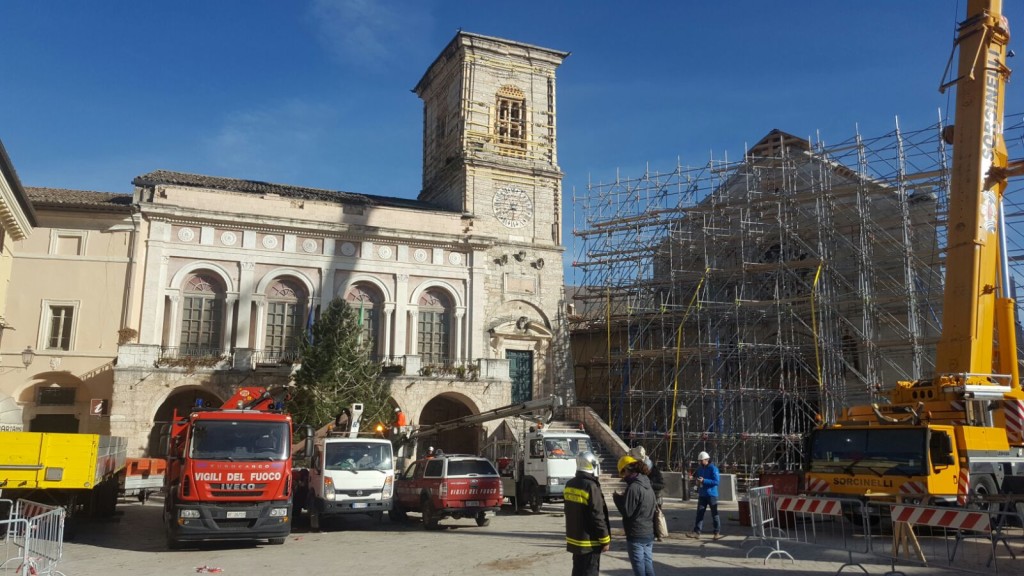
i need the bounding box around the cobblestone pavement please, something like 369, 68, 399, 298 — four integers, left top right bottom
48, 497, 940, 576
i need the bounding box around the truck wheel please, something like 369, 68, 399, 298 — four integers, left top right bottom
475, 512, 490, 527
421, 499, 439, 530
969, 475, 998, 510
529, 485, 542, 513
308, 491, 326, 532
389, 506, 408, 522
164, 492, 180, 549
268, 537, 286, 545
310, 508, 322, 532
166, 532, 183, 550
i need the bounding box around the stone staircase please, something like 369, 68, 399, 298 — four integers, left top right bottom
548, 419, 623, 502
590, 435, 624, 503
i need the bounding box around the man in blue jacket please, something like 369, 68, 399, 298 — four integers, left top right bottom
686, 451, 722, 539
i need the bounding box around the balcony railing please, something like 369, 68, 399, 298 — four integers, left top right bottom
129, 344, 508, 379
159, 346, 227, 360
252, 347, 302, 366
156, 346, 231, 370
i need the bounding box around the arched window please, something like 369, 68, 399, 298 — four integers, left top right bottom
180, 273, 225, 356
265, 278, 307, 358
418, 289, 451, 364
346, 284, 381, 359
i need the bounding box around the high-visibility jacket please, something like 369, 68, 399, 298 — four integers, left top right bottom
395, 411, 407, 427
564, 471, 611, 554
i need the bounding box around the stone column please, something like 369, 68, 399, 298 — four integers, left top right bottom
223, 294, 238, 353
468, 248, 488, 365
383, 303, 395, 360
166, 293, 181, 348
235, 259, 256, 349
406, 306, 419, 355
454, 307, 466, 363
140, 229, 171, 344
394, 274, 409, 355
253, 295, 267, 351
535, 339, 551, 399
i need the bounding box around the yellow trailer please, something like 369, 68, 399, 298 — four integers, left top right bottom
0, 432, 127, 521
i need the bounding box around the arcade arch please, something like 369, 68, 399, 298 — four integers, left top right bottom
146, 386, 224, 456
417, 393, 479, 457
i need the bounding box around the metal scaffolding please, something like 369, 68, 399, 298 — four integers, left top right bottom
570, 115, 1024, 480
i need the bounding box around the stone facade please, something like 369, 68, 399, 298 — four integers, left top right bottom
99, 32, 575, 455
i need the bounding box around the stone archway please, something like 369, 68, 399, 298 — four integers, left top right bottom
419, 394, 478, 457
146, 387, 223, 456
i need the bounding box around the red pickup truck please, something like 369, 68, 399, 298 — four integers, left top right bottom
390, 454, 502, 529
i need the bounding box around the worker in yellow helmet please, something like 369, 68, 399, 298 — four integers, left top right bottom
612, 454, 656, 576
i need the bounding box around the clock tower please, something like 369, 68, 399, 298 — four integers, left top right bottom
414, 32, 574, 405
414, 32, 568, 246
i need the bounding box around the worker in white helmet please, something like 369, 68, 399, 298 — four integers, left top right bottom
686, 451, 722, 540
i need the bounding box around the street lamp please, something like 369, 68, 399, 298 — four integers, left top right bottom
21, 346, 35, 368
676, 404, 689, 500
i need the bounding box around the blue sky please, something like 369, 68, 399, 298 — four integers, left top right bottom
3, 1, 1023, 282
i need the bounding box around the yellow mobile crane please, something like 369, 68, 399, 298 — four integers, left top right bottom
805, 0, 1024, 504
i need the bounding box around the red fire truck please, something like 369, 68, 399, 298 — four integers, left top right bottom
163, 387, 293, 549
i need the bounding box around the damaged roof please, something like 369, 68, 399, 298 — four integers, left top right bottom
132, 170, 452, 213
26, 187, 133, 211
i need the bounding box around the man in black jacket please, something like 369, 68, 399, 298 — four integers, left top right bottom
564, 452, 611, 576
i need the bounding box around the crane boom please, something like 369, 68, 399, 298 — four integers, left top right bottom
936, 0, 1018, 389
804, 1, 1024, 504
407, 395, 563, 441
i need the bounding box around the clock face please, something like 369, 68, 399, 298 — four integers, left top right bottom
493, 186, 533, 229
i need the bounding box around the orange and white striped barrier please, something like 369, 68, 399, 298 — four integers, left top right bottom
804, 477, 830, 494
890, 504, 990, 532
775, 496, 843, 516
875, 502, 1020, 573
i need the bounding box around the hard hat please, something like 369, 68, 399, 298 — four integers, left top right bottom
576, 451, 600, 474
617, 454, 638, 475
698, 451, 710, 461
628, 445, 646, 461
395, 407, 401, 412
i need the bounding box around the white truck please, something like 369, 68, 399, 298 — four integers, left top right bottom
292, 403, 395, 531
489, 422, 596, 512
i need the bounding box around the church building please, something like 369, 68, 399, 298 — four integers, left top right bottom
0, 32, 574, 457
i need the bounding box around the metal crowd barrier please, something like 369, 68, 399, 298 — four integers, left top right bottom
743, 484, 795, 563
0, 497, 28, 574
741, 486, 1024, 575
0, 499, 66, 576
871, 502, 1023, 575
746, 489, 872, 575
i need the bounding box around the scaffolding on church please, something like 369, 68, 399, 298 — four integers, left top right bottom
570, 114, 1024, 481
